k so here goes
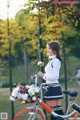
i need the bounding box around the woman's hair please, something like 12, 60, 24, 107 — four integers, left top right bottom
48, 41, 61, 61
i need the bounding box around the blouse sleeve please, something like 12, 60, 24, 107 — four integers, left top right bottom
43, 59, 61, 81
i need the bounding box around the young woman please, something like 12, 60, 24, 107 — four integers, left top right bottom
37, 41, 64, 120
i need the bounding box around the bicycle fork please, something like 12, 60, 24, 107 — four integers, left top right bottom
28, 106, 39, 120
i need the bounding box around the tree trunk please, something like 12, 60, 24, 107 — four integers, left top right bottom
24, 44, 29, 84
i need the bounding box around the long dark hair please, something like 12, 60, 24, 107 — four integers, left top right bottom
48, 41, 61, 61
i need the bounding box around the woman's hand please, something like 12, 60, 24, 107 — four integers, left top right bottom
37, 71, 44, 78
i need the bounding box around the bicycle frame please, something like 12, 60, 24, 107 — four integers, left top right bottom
38, 97, 78, 119
21, 96, 78, 120
32, 75, 80, 119
27, 105, 44, 120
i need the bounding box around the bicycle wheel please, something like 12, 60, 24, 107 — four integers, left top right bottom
14, 107, 46, 120
73, 112, 79, 120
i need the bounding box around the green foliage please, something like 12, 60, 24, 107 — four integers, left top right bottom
2, 81, 26, 88
0, 1, 80, 69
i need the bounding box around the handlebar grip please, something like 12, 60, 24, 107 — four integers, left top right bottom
72, 103, 80, 113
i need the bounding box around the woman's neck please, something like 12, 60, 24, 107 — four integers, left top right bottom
49, 55, 56, 59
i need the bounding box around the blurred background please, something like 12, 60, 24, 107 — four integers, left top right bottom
0, 0, 80, 119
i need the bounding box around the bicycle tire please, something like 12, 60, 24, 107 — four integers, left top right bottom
73, 112, 79, 120
14, 107, 46, 120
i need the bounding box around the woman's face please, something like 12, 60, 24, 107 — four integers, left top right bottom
46, 45, 56, 56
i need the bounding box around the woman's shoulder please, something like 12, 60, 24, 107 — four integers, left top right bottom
50, 58, 61, 68
52, 57, 61, 62
52, 58, 61, 66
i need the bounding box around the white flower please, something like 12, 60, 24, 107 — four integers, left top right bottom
17, 93, 22, 99
28, 84, 40, 96
11, 87, 20, 98
32, 96, 36, 101
28, 88, 35, 96
25, 85, 30, 89
10, 96, 16, 101
21, 93, 28, 100
35, 87, 40, 93
37, 61, 44, 67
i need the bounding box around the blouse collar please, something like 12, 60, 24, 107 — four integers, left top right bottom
49, 55, 56, 60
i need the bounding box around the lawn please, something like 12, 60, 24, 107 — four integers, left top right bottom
0, 82, 80, 120
0, 88, 34, 120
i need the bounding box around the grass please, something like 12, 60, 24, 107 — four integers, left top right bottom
0, 83, 80, 120
0, 88, 34, 119
0, 61, 38, 85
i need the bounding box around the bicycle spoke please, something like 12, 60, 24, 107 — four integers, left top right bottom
28, 111, 43, 120
14, 109, 43, 120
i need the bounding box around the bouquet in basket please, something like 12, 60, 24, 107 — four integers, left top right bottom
10, 84, 40, 103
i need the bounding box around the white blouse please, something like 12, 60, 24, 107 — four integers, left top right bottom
43, 55, 61, 84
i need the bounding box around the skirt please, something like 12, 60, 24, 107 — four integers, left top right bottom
44, 83, 63, 100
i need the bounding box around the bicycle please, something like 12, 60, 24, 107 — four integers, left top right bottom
13, 74, 80, 120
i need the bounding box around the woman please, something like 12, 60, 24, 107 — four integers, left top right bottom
37, 41, 64, 120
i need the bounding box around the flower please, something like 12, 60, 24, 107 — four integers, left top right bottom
10, 84, 40, 103
37, 61, 44, 67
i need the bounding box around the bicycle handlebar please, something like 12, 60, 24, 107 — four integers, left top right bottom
31, 74, 47, 88
31, 74, 38, 85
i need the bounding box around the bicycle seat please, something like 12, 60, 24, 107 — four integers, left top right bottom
63, 90, 78, 97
